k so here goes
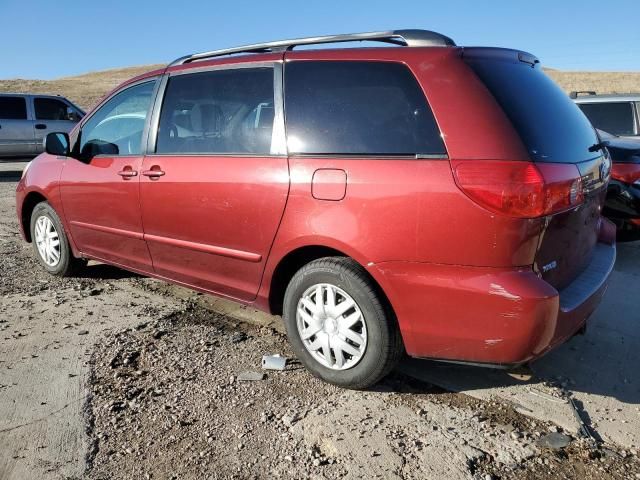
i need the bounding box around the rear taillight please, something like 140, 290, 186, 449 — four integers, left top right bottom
611, 164, 640, 185
452, 160, 584, 218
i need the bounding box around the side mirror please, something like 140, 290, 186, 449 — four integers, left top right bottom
66, 107, 81, 122
81, 140, 119, 158
44, 132, 70, 156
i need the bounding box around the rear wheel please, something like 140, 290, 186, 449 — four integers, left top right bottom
30, 202, 84, 276
283, 257, 403, 389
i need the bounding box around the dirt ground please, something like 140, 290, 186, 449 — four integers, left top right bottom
1, 174, 640, 480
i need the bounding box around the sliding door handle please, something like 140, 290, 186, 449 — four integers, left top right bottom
142, 168, 165, 178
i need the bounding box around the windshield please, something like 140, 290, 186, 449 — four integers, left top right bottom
465, 52, 599, 163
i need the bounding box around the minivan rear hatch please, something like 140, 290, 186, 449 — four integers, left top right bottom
463, 48, 611, 289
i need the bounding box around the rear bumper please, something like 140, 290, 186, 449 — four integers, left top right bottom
370, 241, 616, 366
550, 243, 615, 348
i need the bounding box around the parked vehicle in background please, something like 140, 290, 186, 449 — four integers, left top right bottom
597, 129, 640, 239
0, 93, 84, 157
16, 30, 616, 389
571, 91, 640, 139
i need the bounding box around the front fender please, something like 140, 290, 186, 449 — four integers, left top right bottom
15, 154, 79, 255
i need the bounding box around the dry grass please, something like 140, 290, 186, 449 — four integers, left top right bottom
544, 69, 640, 95
1, 64, 639, 112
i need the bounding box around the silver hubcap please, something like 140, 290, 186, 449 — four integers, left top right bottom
296, 283, 367, 370
34, 215, 61, 267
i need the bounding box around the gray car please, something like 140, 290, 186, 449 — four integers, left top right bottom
0, 93, 84, 157
571, 91, 640, 139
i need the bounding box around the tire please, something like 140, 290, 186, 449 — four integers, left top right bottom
30, 201, 85, 276
283, 257, 403, 389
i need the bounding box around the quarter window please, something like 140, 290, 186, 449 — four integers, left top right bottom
0, 96, 27, 120
79, 81, 155, 158
284, 61, 446, 155
34, 98, 71, 120
155, 68, 275, 155
578, 102, 636, 136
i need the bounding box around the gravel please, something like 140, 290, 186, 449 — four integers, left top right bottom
0, 180, 637, 479
86, 304, 640, 480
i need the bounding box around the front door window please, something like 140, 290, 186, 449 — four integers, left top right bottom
78, 82, 155, 159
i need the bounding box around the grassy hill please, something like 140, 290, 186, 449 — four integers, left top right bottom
545, 69, 640, 97
1, 64, 639, 112
0, 65, 163, 111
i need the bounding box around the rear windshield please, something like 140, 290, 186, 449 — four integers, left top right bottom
465, 55, 599, 163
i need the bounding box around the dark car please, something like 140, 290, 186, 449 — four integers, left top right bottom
598, 129, 640, 239
16, 30, 616, 388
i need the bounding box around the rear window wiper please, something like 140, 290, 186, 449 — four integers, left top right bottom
588, 141, 610, 153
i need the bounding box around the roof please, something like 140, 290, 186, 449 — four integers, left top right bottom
0, 92, 66, 98
572, 93, 640, 103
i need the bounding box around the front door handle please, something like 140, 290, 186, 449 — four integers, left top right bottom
141, 167, 165, 178
118, 168, 138, 179
35, 123, 47, 130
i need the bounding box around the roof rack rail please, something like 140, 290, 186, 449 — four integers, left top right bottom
569, 90, 597, 99
169, 29, 455, 66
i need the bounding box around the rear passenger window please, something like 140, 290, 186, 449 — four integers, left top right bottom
34, 98, 70, 120
156, 68, 275, 155
578, 102, 635, 136
284, 61, 445, 155
0, 96, 27, 120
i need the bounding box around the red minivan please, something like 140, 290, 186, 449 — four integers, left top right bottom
16, 30, 616, 388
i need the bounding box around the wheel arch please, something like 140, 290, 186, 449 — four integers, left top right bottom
20, 191, 48, 242
267, 245, 396, 325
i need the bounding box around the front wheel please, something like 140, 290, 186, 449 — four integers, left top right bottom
30, 201, 84, 276
282, 257, 403, 389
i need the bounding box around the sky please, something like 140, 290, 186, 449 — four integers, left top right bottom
0, 0, 638, 79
